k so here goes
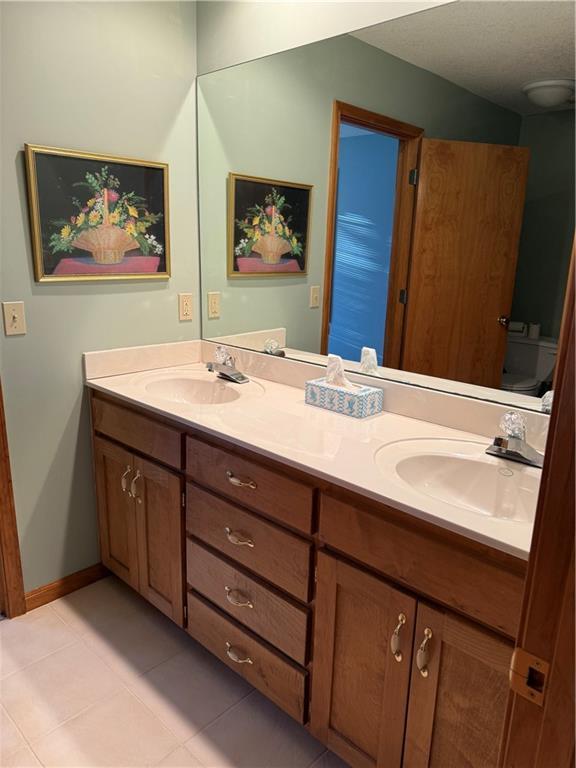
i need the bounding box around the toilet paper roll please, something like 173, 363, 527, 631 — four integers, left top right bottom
528, 323, 541, 340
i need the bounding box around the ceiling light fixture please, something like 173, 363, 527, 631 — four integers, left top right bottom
522, 79, 575, 108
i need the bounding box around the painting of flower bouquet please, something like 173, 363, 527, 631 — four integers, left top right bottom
228, 173, 312, 277
25, 145, 169, 281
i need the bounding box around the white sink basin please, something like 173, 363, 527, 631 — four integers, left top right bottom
135, 369, 265, 406
374, 438, 539, 523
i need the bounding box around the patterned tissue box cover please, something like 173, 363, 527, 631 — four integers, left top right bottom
305, 378, 384, 419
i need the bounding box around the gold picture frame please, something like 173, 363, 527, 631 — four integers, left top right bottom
227, 172, 312, 278
25, 144, 171, 282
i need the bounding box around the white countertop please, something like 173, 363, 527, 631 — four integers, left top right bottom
87, 362, 537, 560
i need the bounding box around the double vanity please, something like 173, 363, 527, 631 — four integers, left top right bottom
85, 342, 544, 768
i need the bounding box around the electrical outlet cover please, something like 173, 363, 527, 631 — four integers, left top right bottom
178, 293, 193, 321
207, 291, 221, 319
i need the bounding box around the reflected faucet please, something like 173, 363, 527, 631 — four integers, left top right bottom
206, 345, 249, 384
485, 411, 544, 469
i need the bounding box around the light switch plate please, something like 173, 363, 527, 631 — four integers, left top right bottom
207, 291, 221, 319
309, 285, 321, 309
2, 301, 26, 336
178, 293, 193, 321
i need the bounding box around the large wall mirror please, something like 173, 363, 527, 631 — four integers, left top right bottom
198, 1, 575, 411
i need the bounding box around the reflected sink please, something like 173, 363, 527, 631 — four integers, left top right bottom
374, 438, 539, 522
135, 369, 265, 406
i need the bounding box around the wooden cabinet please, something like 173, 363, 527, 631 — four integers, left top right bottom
403, 604, 512, 768
93, 436, 184, 625
94, 438, 139, 591
310, 553, 417, 768
135, 455, 183, 624
91, 392, 524, 768
310, 552, 514, 768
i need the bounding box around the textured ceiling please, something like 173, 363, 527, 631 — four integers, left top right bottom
353, 1, 575, 115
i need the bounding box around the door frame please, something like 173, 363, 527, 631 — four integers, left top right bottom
498, 249, 575, 766
0, 378, 26, 617
320, 101, 423, 363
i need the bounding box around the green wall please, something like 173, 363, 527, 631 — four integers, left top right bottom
512, 109, 575, 338
198, 34, 521, 351
0, 2, 198, 591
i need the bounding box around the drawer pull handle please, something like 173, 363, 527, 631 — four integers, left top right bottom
390, 613, 407, 662
226, 470, 257, 490
416, 628, 433, 678
224, 527, 254, 548
225, 641, 253, 665
129, 470, 142, 504
225, 586, 254, 609
121, 466, 132, 493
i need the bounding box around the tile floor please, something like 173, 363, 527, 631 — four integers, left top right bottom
0, 577, 347, 768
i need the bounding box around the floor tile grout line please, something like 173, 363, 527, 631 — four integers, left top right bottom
25, 686, 134, 748
1, 700, 49, 767
123, 653, 255, 748
0, 701, 31, 759
0, 638, 81, 683
307, 749, 330, 768
184, 688, 257, 748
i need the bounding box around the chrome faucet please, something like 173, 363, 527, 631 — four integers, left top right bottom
485, 411, 544, 468
206, 345, 249, 384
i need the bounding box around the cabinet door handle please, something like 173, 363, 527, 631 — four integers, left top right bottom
224, 527, 254, 548
225, 641, 253, 665
129, 470, 142, 504
390, 613, 407, 662
225, 586, 254, 609
121, 466, 132, 493
416, 628, 433, 678
226, 470, 257, 490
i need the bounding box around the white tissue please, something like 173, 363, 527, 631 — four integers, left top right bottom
326, 354, 352, 388
360, 347, 379, 374
541, 390, 554, 414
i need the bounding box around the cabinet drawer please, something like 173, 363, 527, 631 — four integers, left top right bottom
319, 493, 525, 638
186, 436, 313, 533
92, 397, 181, 469
187, 484, 311, 602
187, 540, 309, 665
187, 592, 307, 723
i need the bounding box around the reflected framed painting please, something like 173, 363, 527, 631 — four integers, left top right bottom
25, 144, 170, 282
227, 173, 312, 278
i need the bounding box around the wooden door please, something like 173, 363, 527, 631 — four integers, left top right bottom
401, 139, 529, 388
93, 437, 139, 590
134, 455, 184, 625
403, 603, 513, 768
498, 254, 574, 767
310, 553, 416, 768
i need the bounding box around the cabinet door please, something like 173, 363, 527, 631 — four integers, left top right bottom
403, 603, 513, 768
310, 553, 416, 768
94, 437, 139, 590
133, 455, 184, 625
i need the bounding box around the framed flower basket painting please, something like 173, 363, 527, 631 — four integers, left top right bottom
228, 173, 312, 277
25, 144, 170, 282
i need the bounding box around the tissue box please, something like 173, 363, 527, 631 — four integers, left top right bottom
305, 377, 384, 419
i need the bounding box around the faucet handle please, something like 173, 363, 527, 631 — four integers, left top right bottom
214, 345, 229, 364
500, 410, 527, 440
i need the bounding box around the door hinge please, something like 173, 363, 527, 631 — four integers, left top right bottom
181, 492, 186, 509
314, 566, 318, 584
409, 168, 419, 186
509, 647, 550, 706
399, 288, 408, 305
183, 604, 188, 626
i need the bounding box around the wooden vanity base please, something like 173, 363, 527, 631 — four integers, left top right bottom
90, 390, 526, 768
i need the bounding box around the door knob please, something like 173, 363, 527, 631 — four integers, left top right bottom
498, 316, 510, 327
